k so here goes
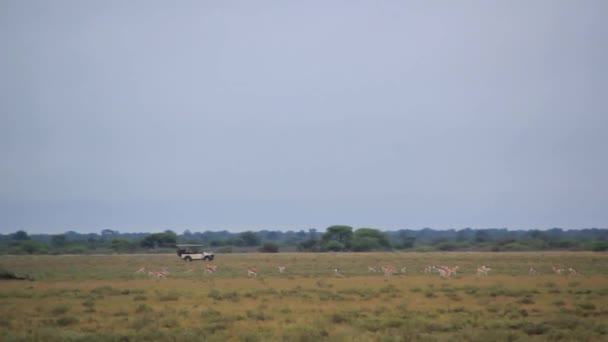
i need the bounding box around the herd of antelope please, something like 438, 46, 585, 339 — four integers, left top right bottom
134, 264, 581, 279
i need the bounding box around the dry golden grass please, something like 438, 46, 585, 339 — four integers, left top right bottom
1, 252, 607, 341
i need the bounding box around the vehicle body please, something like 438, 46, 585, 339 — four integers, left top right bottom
176, 244, 214, 261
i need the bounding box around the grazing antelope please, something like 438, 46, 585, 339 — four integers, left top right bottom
423, 266, 434, 274
368, 266, 378, 273
247, 267, 258, 277
568, 267, 578, 276
400, 267, 408, 273
436, 267, 449, 278
381, 265, 397, 276
552, 266, 565, 275
334, 268, 343, 277
205, 264, 218, 274
278, 266, 286, 274
440, 266, 459, 278
529, 267, 538, 276
477, 265, 491, 276
148, 269, 167, 279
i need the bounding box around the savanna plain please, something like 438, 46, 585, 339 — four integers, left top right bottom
1, 252, 607, 341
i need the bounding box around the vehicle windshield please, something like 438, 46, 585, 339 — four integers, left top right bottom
177, 246, 202, 254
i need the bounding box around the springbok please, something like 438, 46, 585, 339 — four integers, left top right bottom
381, 265, 397, 276
477, 265, 491, 276
205, 264, 218, 273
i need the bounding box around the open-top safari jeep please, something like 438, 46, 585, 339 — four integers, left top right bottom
176, 244, 214, 261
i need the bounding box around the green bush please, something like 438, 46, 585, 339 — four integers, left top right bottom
258, 242, 279, 253
56, 316, 79, 326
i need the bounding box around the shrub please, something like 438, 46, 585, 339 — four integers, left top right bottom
159, 291, 180, 301
135, 304, 153, 314
258, 242, 279, 253
577, 302, 596, 310
519, 297, 535, 304
56, 316, 79, 326
50, 305, 69, 315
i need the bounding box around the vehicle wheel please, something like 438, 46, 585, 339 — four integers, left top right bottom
185, 256, 192, 261
203, 256, 210, 261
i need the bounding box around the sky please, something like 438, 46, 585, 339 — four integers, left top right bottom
1, 1, 607, 234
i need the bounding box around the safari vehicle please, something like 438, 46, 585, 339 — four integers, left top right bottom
176, 244, 214, 261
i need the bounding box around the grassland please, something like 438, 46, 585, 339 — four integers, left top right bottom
1, 252, 607, 341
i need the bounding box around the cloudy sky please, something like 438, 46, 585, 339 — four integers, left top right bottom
1, 1, 606, 234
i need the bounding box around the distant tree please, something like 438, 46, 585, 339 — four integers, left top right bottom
590, 241, 608, 252
18, 240, 47, 254
297, 239, 319, 252
309, 228, 318, 239
87, 238, 99, 250
436, 242, 459, 251
264, 231, 280, 241
228, 237, 245, 246
11, 230, 29, 241
322, 225, 354, 250
400, 237, 416, 249
324, 240, 345, 252
101, 229, 118, 237
353, 228, 390, 249
258, 242, 279, 253
456, 228, 474, 242
140, 232, 177, 248
239, 231, 261, 246
351, 237, 380, 251
210, 239, 226, 247
110, 239, 132, 252
475, 230, 491, 243
51, 234, 67, 248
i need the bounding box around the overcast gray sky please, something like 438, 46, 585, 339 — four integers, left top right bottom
1, 1, 607, 234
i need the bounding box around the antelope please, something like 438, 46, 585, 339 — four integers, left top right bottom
568, 267, 578, 276
437, 267, 449, 278
440, 265, 459, 278
529, 267, 538, 276
135, 267, 146, 274
334, 268, 343, 277
423, 266, 434, 274
477, 265, 491, 276
205, 264, 218, 273
552, 266, 565, 275
368, 266, 378, 273
278, 266, 286, 273
148, 270, 167, 279
247, 267, 258, 277
381, 265, 397, 276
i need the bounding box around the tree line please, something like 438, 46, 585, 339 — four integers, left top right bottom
0, 226, 607, 255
